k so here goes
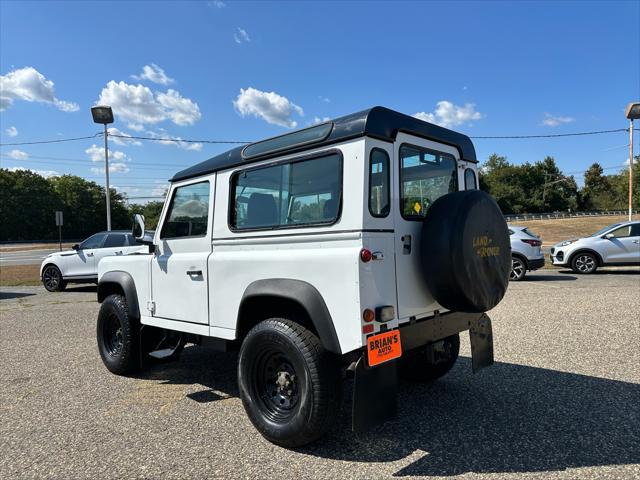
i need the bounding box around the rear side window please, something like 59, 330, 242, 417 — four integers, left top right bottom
161, 181, 210, 239
400, 145, 457, 220
369, 149, 390, 217
231, 152, 342, 230
630, 224, 640, 236
103, 234, 127, 248
464, 168, 477, 190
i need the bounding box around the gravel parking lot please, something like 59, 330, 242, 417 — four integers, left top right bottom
1, 270, 639, 479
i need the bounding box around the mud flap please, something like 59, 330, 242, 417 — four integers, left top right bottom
352, 355, 398, 432
469, 313, 494, 373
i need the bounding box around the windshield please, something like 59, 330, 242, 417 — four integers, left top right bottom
590, 223, 622, 237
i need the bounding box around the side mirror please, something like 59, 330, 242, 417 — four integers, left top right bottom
72, 244, 80, 251
132, 214, 145, 240
604, 233, 615, 240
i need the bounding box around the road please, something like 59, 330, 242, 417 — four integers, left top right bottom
1, 270, 639, 479
0, 248, 65, 266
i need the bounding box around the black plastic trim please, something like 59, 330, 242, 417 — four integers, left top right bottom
238, 279, 342, 354
97, 271, 140, 320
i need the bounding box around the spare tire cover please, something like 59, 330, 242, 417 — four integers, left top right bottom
420, 190, 510, 313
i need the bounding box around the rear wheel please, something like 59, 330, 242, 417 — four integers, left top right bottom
571, 252, 598, 274
398, 334, 460, 382
238, 318, 342, 447
510, 256, 527, 281
97, 294, 140, 375
42, 265, 66, 292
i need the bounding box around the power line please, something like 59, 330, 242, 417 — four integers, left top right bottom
0, 133, 102, 146
469, 128, 629, 139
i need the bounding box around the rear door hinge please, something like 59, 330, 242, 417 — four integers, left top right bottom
147, 301, 156, 315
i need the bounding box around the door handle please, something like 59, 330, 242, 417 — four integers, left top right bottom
402, 235, 412, 255
186, 270, 203, 276
116, 251, 123, 255
632, 240, 640, 244
87, 253, 94, 257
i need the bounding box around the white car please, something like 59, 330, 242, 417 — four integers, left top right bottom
550, 221, 640, 273
508, 225, 545, 281
40, 230, 149, 292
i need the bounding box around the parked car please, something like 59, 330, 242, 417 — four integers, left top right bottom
95, 107, 511, 447
550, 221, 640, 273
40, 230, 153, 292
508, 225, 545, 281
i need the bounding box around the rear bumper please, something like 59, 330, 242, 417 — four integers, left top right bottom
528, 257, 545, 270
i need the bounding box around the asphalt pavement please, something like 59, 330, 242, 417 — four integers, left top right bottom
1, 270, 639, 479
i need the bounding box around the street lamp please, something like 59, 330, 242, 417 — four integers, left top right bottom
625, 102, 640, 221
91, 105, 114, 231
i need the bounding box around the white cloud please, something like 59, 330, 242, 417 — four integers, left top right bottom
5, 126, 18, 137
96, 80, 201, 127
131, 64, 174, 86
127, 123, 145, 132
108, 127, 142, 146
5, 149, 29, 160
91, 162, 130, 174
85, 144, 128, 164
151, 182, 170, 196
542, 113, 575, 127
234, 27, 250, 44
234, 87, 303, 128
0, 67, 79, 112
146, 129, 203, 151
310, 116, 331, 125
319, 96, 330, 103
208, 0, 226, 7
413, 101, 483, 128
8, 166, 59, 178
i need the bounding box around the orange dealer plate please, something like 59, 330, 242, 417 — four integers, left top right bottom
367, 330, 402, 367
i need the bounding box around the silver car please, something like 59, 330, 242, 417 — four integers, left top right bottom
550, 221, 640, 274
509, 225, 545, 281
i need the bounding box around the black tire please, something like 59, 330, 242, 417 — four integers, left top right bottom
42, 264, 66, 292
97, 294, 140, 375
510, 256, 527, 281
238, 318, 342, 448
398, 334, 460, 383
420, 190, 511, 313
571, 252, 598, 274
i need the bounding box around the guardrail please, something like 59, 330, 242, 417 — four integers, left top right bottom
505, 210, 639, 222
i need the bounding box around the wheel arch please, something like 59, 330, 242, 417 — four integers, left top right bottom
97, 271, 140, 320
511, 252, 529, 270
236, 279, 341, 354
40, 261, 61, 278
568, 248, 603, 267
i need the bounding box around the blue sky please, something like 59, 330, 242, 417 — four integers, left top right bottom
1, 0, 638, 200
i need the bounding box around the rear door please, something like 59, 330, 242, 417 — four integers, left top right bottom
151, 179, 213, 325
603, 223, 640, 263
393, 133, 460, 321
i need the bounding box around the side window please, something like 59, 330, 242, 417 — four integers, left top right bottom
103, 234, 127, 248
231, 153, 342, 230
125, 234, 136, 245
630, 224, 640, 237
161, 181, 210, 239
369, 149, 390, 217
464, 168, 477, 190
80, 233, 106, 249
400, 145, 457, 220
609, 225, 632, 238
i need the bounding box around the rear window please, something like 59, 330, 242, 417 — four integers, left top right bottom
400, 145, 457, 220
369, 149, 390, 217
522, 228, 539, 238
231, 152, 342, 230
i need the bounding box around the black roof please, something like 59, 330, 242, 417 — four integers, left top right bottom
171, 106, 477, 182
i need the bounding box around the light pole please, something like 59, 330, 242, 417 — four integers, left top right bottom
91, 105, 114, 230
625, 103, 640, 221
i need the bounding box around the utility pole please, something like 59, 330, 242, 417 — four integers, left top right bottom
625, 103, 639, 221
103, 123, 111, 230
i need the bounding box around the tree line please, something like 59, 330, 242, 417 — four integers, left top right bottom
1, 156, 638, 241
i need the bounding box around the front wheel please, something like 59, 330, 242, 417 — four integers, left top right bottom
510, 256, 527, 281
42, 265, 66, 292
97, 294, 140, 375
398, 334, 460, 382
238, 318, 342, 447
571, 252, 598, 274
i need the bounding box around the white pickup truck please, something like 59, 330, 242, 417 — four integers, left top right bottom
96, 106, 510, 447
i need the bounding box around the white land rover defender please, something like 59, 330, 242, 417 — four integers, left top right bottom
96, 107, 510, 447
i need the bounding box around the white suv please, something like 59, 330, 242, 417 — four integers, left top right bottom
40, 231, 148, 292
508, 225, 545, 281
95, 107, 511, 447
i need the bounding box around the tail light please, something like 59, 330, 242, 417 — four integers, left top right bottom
360, 248, 372, 263
521, 239, 542, 247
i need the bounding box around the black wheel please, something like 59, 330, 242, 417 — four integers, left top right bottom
398, 334, 460, 383
510, 256, 527, 281
238, 318, 342, 447
42, 265, 66, 292
97, 294, 140, 375
571, 252, 598, 274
